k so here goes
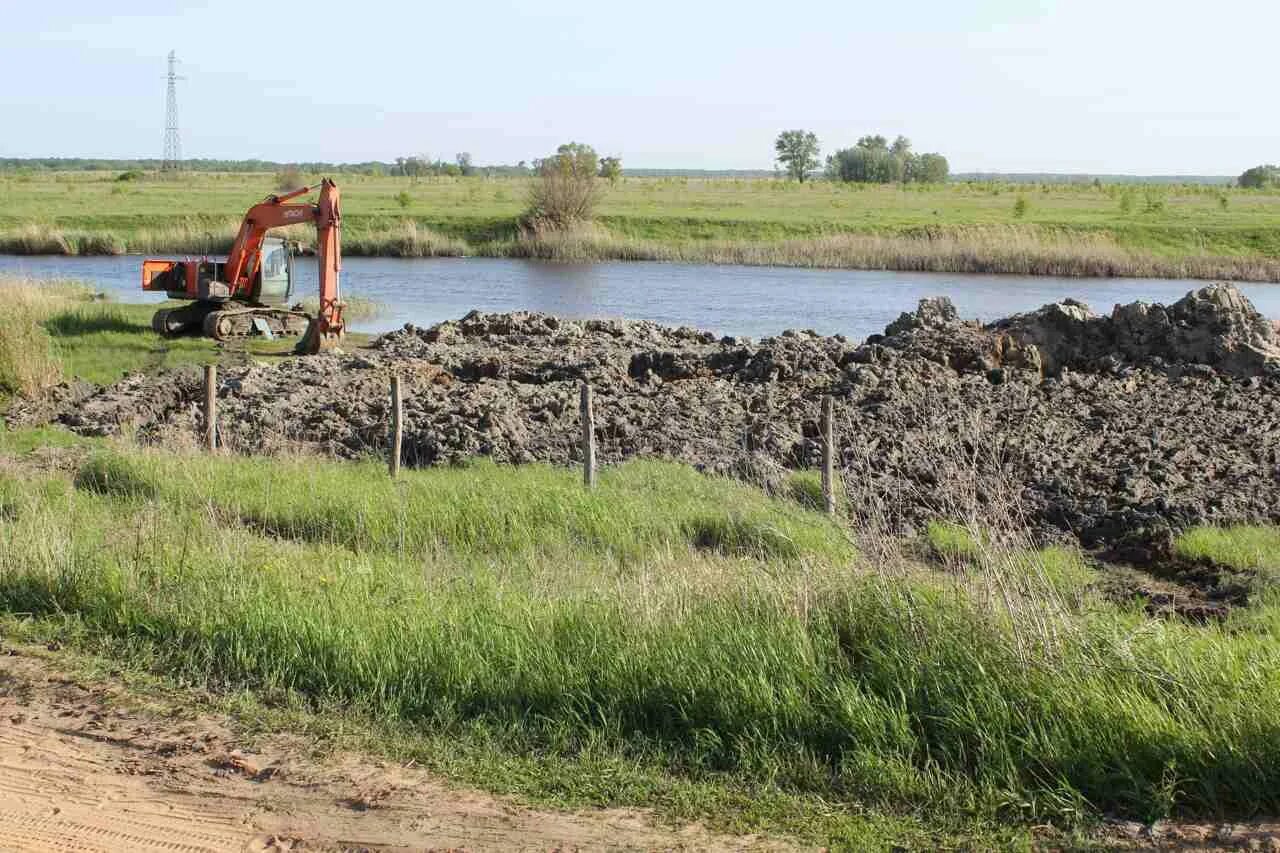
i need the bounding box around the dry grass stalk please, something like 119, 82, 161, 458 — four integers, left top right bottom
836, 385, 1081, 659
0, 276, 95, 396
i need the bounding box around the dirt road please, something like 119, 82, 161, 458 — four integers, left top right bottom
0, 648, 785, 852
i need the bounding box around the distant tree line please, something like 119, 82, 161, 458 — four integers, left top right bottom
772, 132, 949, 183
0, 156, 553, 178
957, 173, 1234, 185
0, 157, 395, 174
1238, 164, 1280, 189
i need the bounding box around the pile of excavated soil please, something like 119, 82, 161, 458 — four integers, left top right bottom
11, 283, 1280, 550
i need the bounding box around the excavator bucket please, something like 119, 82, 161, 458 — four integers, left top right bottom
295, 318, 344, 354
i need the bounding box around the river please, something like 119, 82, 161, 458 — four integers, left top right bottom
1, 254, 1277, 340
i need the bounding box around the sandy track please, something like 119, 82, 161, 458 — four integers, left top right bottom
0, 649, 787, 852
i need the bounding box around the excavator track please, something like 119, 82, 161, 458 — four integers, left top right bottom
151, 302, 214, 337
201, 306, 311, 341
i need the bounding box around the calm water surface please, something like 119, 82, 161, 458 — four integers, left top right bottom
1, 254, 1276, 341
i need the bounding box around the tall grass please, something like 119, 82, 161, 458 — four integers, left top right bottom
0, 223, 126, 255
1176, 526, 1280, 578
296, 294, 386, 322
499, 223, 1280, 280
1, 447, 1277, 827
342, 220, 468, 257
0, 277, 97, 395
4, 212, 1278, 280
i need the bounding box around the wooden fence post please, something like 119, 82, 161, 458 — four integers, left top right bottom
580, 381, 596, 489
820, 395, 836, 515
389, 374, 403, 479
204, 364, 217, 452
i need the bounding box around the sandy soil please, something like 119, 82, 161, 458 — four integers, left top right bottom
0, 647, 790, 852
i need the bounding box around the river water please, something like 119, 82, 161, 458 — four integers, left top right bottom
2, 254, 1277, 341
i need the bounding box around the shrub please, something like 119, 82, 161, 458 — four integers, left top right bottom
1013, 196, 1029, 218
524, 142, 605, 229
275, 166, 305, 193
394, 190, 412, 209
115, 170, 143, 182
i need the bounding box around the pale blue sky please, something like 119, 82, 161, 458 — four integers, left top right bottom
2, 0, 1275, 173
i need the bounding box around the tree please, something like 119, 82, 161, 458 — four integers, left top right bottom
456, 152, 474, 177
827, 146, 901, 183
913, 153, 950, 183
1239, 164, 1279, 189
598, 156, 623, 184
774, 130, 820, 182
826, 133, 949, 185
525, 142, 605, 228
396, 155, 426, 178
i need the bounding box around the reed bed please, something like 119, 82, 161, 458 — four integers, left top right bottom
4, 216, 1277, 281
0, 276, 98, 395
342, 220, 469, 257
503, 223, 1280, 281
296, 294, 387, 322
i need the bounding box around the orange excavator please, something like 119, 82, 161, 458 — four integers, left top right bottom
141, 178, 345, 354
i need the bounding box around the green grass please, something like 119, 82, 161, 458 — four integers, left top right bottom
1176, 526, 1280, 579
74, 451, 853, 564
0, 275, 372, 401
0, 424, 94, 455
923, 521, 1095, 598
1, 443, 1278, 848
926, 519, 979, 561
3, 171, 1280, 278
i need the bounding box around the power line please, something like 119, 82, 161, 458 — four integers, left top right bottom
162, 50, 185, 170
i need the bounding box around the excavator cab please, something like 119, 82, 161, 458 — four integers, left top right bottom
253, 237, 294, 305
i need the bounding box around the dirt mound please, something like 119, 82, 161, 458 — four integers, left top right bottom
10, 286, 1280, 547
988, 282, 1280, 378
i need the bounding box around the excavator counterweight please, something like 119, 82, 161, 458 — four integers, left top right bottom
141, 178, 345, 354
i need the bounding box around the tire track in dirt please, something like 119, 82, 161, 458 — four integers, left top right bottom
0, 649, 793, 852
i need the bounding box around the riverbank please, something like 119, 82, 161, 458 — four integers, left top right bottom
4, 171, 1280, 280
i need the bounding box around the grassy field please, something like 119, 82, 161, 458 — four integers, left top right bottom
0, 437, 1277, 848
0, 276, 369, 398
3, 170, 1280, 279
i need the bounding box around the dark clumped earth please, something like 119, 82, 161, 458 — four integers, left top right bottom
12, 283, 1280, 566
